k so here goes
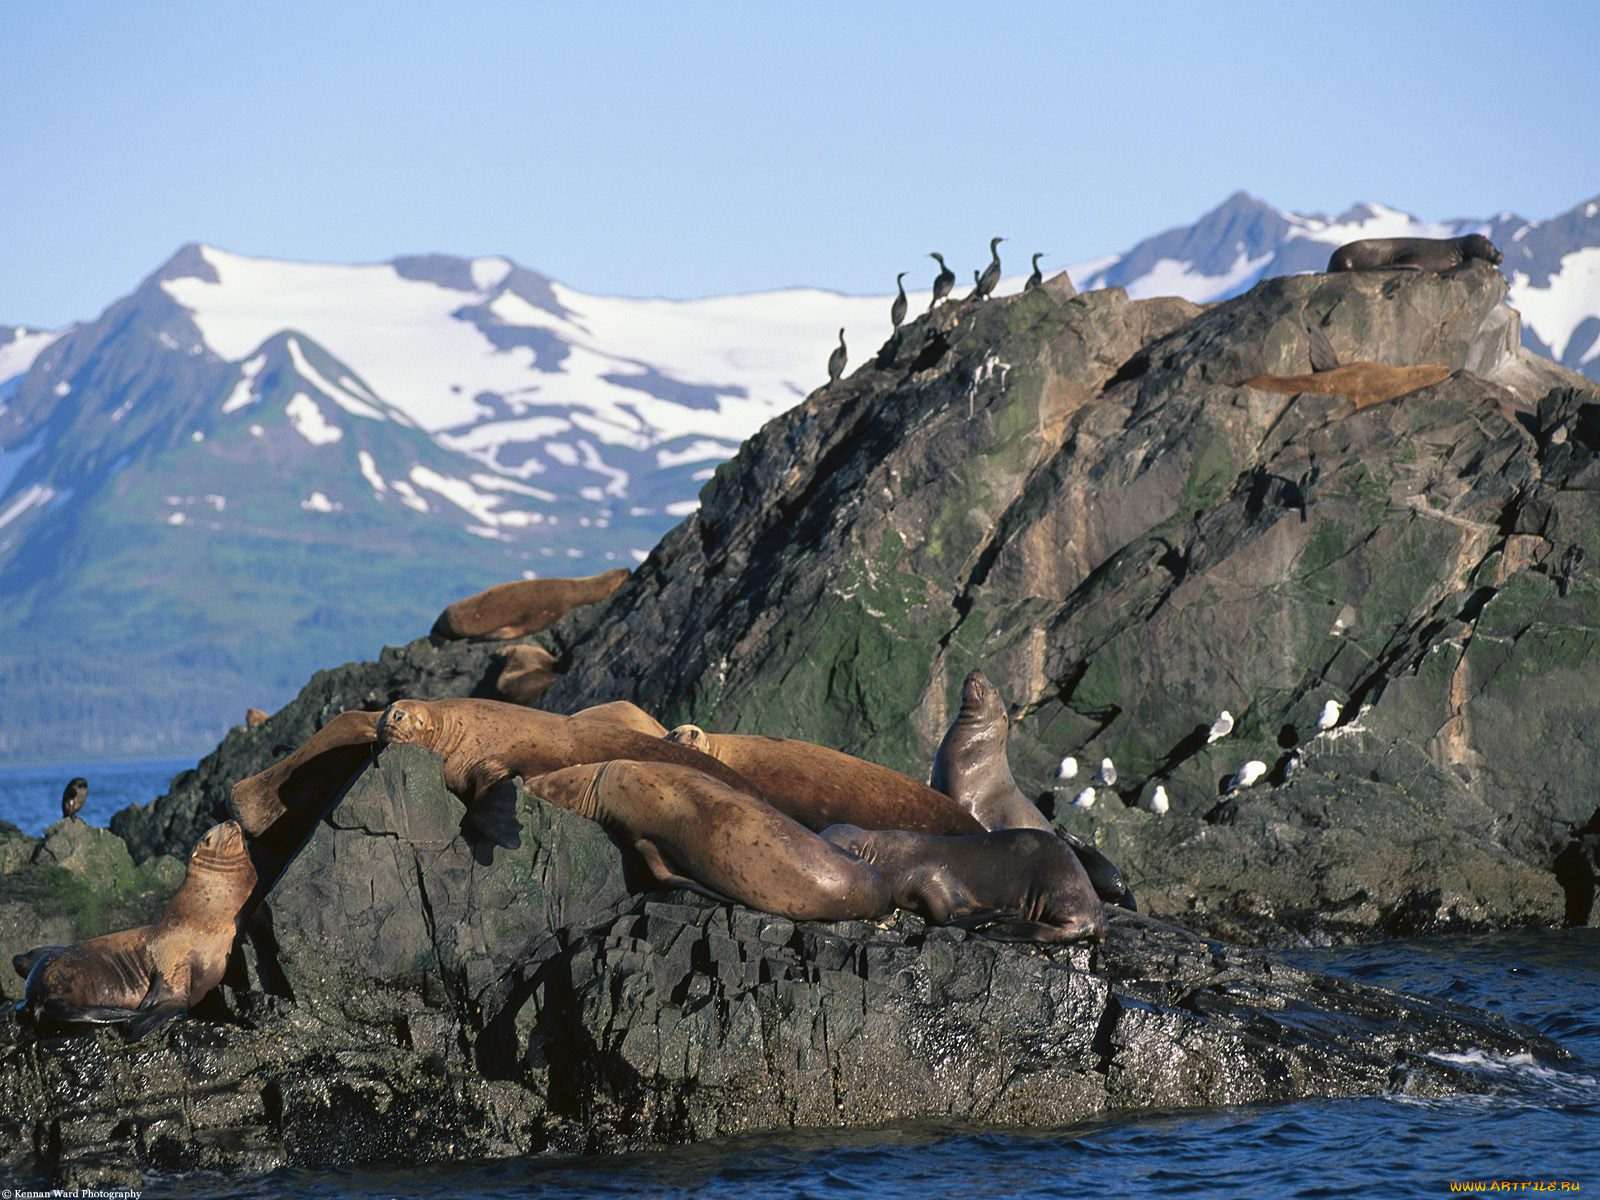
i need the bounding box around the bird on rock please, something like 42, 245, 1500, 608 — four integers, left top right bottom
1024, 252, 1045, 292
890, 272, 908, 329
928, 253, 955, 310
827, 328, 847, 385
1147, 785, 1169, 815
1207, 710, 1234, 743
1072, 787, 1096, 809
972, 237, 1005, 301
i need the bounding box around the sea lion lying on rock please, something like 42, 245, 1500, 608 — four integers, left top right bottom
663, 724, 982, 836
524, 760, 893, 921
432, 568, 630, 640
571, 699, 671, 737
1325, 233, 1502, 273
1239, 363, 1452, 410
16, 820, 258, 1037
822, 824, 1108, 943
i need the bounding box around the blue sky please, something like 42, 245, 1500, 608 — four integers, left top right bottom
2, 1, 1596, 328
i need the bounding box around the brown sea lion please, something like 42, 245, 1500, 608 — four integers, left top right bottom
822, 824, 1107, 943
245, 707, 270, 729
17, 820, 258, 1036
483, 643, 562, 705
432, 567, 630, 640
1326, 233, 1503, 273
661, 725, 983, 836
525, 760, 892, 921
571, 700, 670, 738
931, 670, 1053, 833
1239, 362, 1452, 410
228, 709, 383, 844
61, 777, 88, 821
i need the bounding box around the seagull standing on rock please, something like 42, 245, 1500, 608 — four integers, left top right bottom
1315, 699, 1342, 732
1147, 785, 1169, 815
1224, 760, 1268, 794
1056, 755, 1079, 781
1072, 787, 1096, 809
1207, 710, 1234, 743
1098, 758, 1117, 787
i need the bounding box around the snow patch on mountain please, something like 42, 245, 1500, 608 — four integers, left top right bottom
0, 328, 60, 387
285, 393, 343, 446
1509, 247, 1600, 363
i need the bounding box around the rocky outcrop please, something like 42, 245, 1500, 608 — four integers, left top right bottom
536, 266, 1600, 943
0, 750, 1568, 1184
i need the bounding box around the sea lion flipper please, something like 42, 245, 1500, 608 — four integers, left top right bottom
127, 1000, 186, 1039
972, 918, 1082, 944
941, 905, 1014, 931
1057, 832, 1138, 911
464, 776, 523, 850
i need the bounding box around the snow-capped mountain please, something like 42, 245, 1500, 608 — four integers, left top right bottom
2, 190, 1597, 760
1070, 190, 1600, 379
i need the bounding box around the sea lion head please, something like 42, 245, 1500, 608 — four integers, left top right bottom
960, 670, 1007, 727
177, 820, 258, 917
1461, 233, 1503, 266
377, 700, 436, 747
663, 724, 714, 755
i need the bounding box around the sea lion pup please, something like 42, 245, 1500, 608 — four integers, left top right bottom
432, 567, 630, 640
17, 820, 258, 1037
571, 699, 670, 738
524, 761, 892, 921
929, 670, 1137, 911
1325, 233, 1503, 273
61, 776, 88, 821
822, 824, 1107, 943
661, 726, 982, 837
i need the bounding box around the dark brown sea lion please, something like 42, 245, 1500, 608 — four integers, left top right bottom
571, 700, 670, 738
1325, 233, 1503, 273
821, 824, 1107, 943
17, 820, 258, 1036
661, 725, 983, 836
931, 670, 1053, 833
432, 568, 630, 640
525, 760, 892, 921
482, 643, 561, 705
61, 777, 88, 821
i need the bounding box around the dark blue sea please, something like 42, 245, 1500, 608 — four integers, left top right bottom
0, 754, 196, 834
1, 762, 1594, 1197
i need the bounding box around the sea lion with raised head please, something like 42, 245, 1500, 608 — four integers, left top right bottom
228, 709, 383, 845
931, 670, 1053, 833
822, 823, 1108, 943
1325, 233, 1503, 274
929, 670, 1137, 910
432, 567, 630, 640
661, 725, 982, 836
525, 760, 893, 921
17, 820, 258, 1036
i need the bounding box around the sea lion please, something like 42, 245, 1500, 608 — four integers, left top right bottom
432, 568, 630, 640
245, 707, 270, 728
525, 760, 892, 921
483, 643, 561, 705
17, 820, 258, 1036
931, 670, 1053, 833
928, 670, 1137, 910
1239, 362, 1452, 410
61, 777, 88, 821
822, 824, 1107, 943
661, 725, 982, 836
1325, 233, 1503, 274
228, 709, 383, 845
571, 700, 670, 738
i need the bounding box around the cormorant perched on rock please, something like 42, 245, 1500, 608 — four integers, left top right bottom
973, 237, 1005, 301
827, 328, 847, 384
890, 272, 908, 329
1024, 253, 1045, 292
928, 253, 955, 310
61, 777, 87, 821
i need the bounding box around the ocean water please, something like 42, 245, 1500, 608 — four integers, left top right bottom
0, 755, 195, 834
2, 762, 1594, 1196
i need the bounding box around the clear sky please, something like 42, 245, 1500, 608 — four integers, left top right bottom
2, 1, 1596, 329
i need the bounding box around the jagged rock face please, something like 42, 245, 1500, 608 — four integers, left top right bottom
548, 266, 1599, 941
0, 752, 1565, 1183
